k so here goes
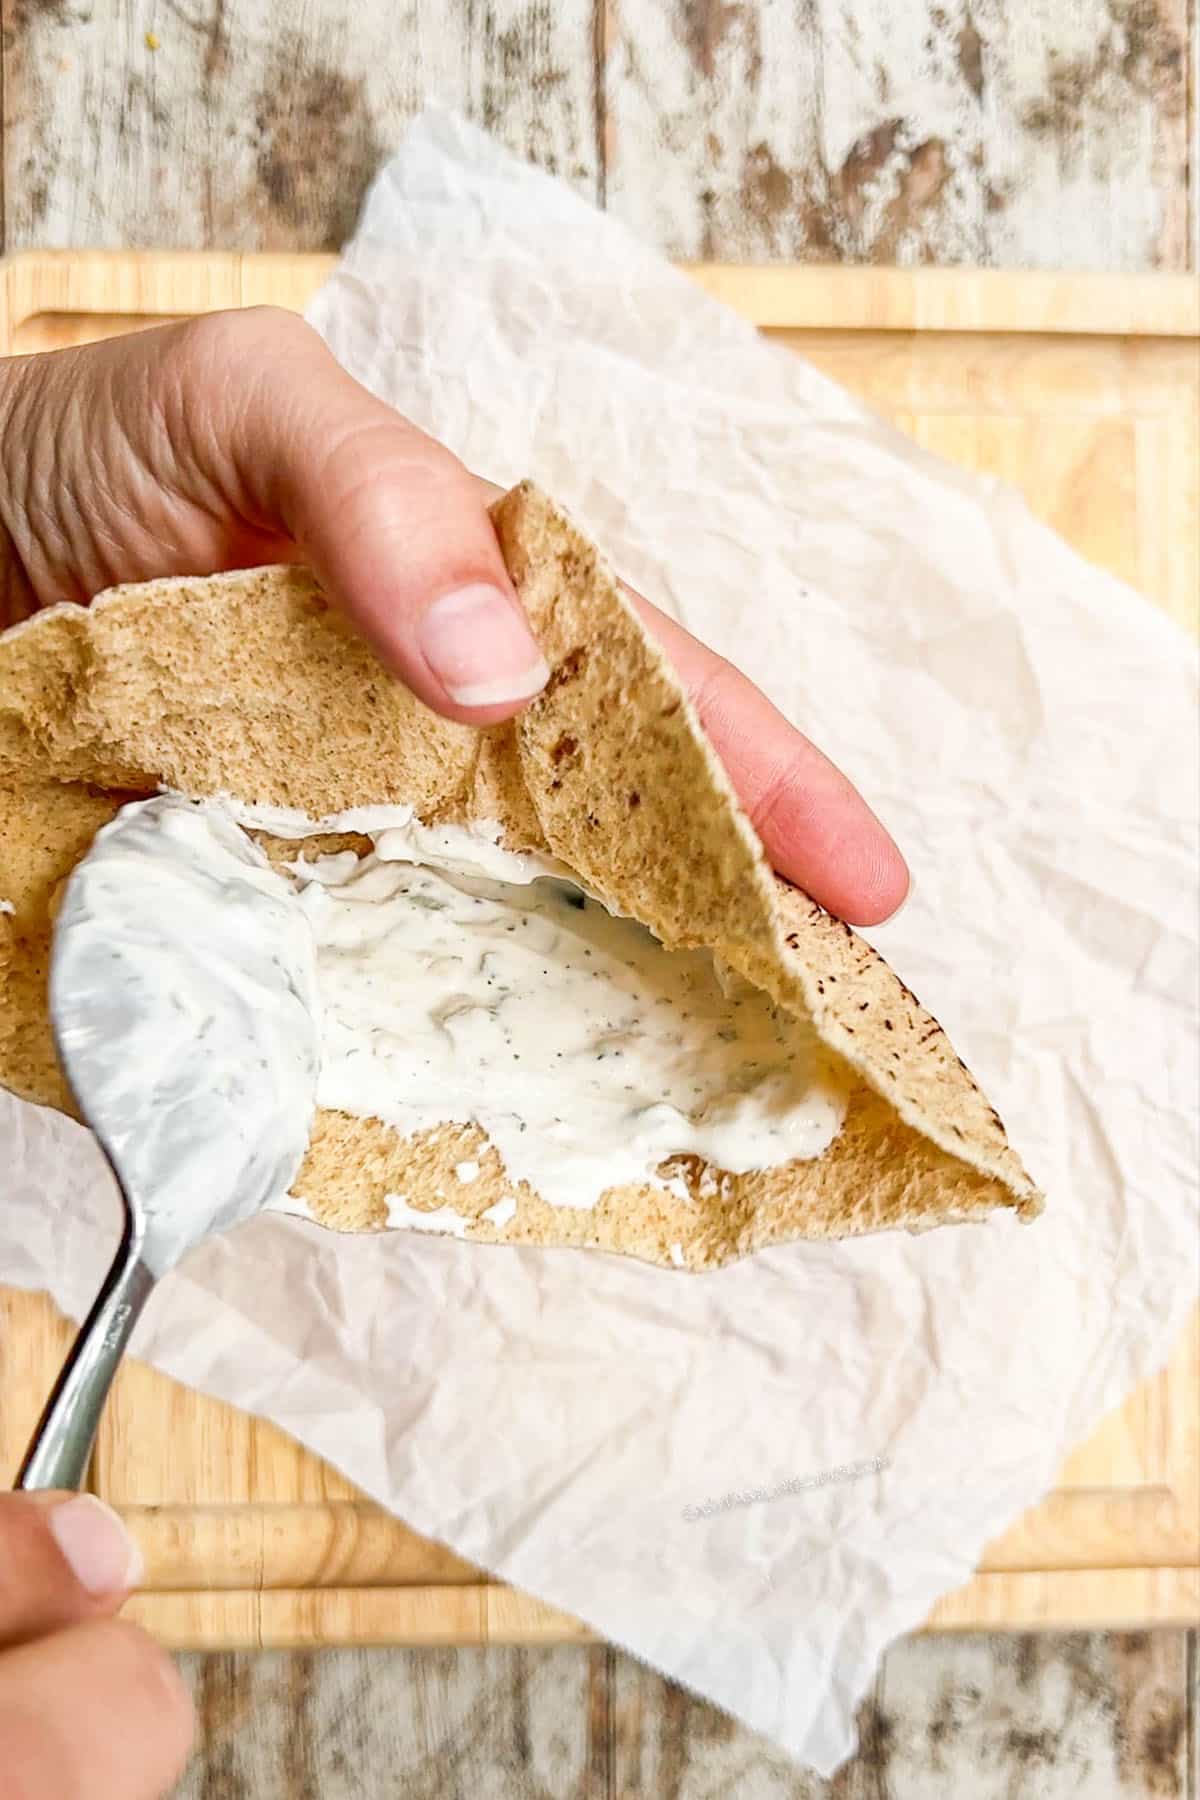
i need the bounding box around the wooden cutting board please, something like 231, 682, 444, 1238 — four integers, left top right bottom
1, 251, 1197, 1649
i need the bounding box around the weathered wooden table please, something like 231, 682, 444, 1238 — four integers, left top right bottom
5, 4, 1197, 1796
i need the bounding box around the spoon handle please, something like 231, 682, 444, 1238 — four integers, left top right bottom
16, 1227, 157, 1492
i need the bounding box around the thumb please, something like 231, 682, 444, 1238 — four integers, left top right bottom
0, 1492, 142, 1647
205, 309, 549, 721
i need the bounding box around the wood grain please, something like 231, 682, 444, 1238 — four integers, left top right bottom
168, 1630, 1195, 1797
7, 248, 1199, 336
603, 0, 1193, 270
2, 0, 600, 251
2, 2, 1194, 272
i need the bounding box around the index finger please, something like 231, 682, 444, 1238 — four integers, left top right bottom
631, 593, 909, 925
473, 475, 906, 922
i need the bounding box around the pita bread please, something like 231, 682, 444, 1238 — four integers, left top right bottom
0, 482, 1041, 1268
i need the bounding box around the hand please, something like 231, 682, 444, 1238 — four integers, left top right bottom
0, 309, 908, 924
0, 1492, 192, 1797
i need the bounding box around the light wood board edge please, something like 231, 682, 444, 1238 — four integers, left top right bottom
688, 264, 1200, 336
2, 251, 1198, 344
123, 1565, 1200, 1651
116, 1466, 1199, 1593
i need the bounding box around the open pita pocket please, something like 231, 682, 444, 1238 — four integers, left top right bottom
0, 481, 1041, 1268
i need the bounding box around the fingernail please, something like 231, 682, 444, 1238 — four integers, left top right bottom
48, 1494, 144, 1596
418, 584, 549, 708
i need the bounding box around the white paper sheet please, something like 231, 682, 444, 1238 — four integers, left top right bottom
3, 111, 1197, 1774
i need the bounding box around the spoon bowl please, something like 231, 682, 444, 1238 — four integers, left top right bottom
17, 795, 320, 1490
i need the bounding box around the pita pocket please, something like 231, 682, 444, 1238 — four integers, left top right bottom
0, 482, 1041, 1269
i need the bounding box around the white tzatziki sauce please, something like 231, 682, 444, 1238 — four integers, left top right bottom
224, 800, 850, 1211
51, 796, 321, 1274
62, 792, 848, 1233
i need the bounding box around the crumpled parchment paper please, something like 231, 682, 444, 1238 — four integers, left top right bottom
3, 111, 1197, 1774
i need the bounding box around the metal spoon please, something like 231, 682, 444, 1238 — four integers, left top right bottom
18, 795, 321, 1490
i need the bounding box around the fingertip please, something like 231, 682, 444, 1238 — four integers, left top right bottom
840, 846, 912, 928
744, 743, 910, 927
757, 774, 910, 926
283, 411, 546, 723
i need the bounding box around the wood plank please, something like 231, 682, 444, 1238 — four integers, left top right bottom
877, 1627, 1193, 1799
899, 405, 1197, 632
127, 1585, 489, 1650
167, 1632, 1194, 1797
0, 1284, 77, 1478
124, 1568, 1200, 1652
7, 252, 1199, 340
122, 1501, 481, 1591
1, 2, 600, 252
603, 1629, 1195, 1797
792, 329, 1200, 412
925, 1568, 1200, 1633
5, 6, 1193, 275
77, 1478, 1200, 1598
4, 249, 247, 320
792, 328, 1199, 631
174, 1645, 600, 1800
604, 0, 1193, 271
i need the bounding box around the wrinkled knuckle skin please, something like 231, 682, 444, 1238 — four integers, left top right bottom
176, 303, 316, 375
236, 303, 320, 350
